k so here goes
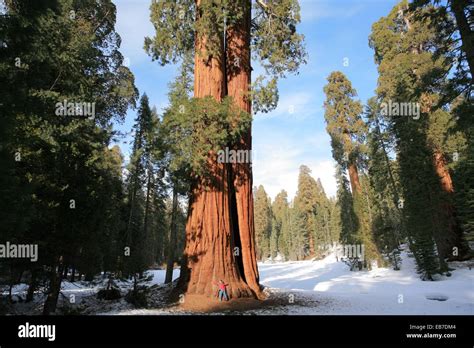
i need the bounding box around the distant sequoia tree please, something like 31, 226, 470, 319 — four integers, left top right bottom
145, 0, 306, 300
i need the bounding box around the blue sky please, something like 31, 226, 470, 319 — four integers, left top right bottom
113, 0, 399, 200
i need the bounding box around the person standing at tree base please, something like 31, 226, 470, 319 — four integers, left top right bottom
216, 280, 229, 301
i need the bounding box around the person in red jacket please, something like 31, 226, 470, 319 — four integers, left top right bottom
216, 280, 229, 301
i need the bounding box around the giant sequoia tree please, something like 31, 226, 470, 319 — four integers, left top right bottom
370, 1, 471, 278
409, 0, 473, 260
323, 72, 380, 265
145, 0, 306, 300
412, 0, 473, 84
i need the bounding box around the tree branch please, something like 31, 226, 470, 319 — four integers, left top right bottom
255, 0, 277, 18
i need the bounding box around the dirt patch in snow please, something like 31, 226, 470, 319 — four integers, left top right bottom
167, 288, 320, 314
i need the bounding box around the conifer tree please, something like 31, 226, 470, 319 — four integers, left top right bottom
411, 0, 473, 84
323, 72, 380, 266
313, 178, 334, 256
294, 165, 317, 256
272, 190, 290, 259
145, 0, 306, 299
286, 204, 307, 260
370, 1, 470, 277
254, 185, 272, 260
335, 165, 357, 246
160, 54, 194, 284
124, 94, 163, 282
365, 97, 404, 269
0, 0, 137, 313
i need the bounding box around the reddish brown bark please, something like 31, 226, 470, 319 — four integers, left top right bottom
177, 0, 259, 300
432, 151, 470, 260
348, 162, 362, 195
433, 151, 454, 194
226, 0, 263, 298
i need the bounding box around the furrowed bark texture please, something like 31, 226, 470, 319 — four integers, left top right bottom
177, 0, 260, 300
432, 151, 470, 260
226, 0, 263, 298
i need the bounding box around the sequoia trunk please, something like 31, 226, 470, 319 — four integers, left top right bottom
348, 162, 362, 195
177, 0, 258, 300
226, 0, 263, 298
432, 151, 470, 260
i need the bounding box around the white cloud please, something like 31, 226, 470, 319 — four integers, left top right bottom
306, 160, 338, 198
253, 147, 337, 201
253, 129, 337, 201
253, 143, 302, 201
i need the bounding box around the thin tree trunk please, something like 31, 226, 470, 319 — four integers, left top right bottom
26, 269, 38, 302
165, 187, 179, 284
126, 181, 138, 247
451, 0, 474, 79
143, 164, 153, 266
375, 119, 403, 211
7, 265, 15, 303
308, 235, 315, 256
43, 264, 63, 315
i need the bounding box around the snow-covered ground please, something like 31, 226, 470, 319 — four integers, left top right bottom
258, 249, 474, 315
3, 248, 473, 315
113, 248, 473, 315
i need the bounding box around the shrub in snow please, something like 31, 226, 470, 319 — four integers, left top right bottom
125, 287, 148, 308
97, 288, 121, 300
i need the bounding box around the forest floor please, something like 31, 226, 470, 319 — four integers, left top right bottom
3, 246, 473, 315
